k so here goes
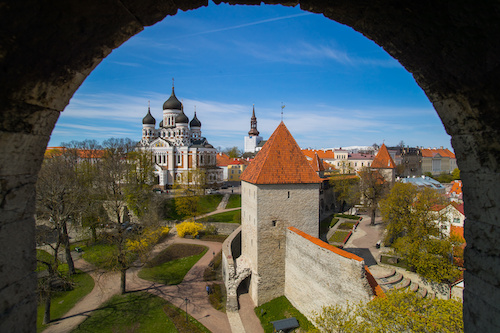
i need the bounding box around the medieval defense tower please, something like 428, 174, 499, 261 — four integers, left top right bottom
239, 122, 323, 305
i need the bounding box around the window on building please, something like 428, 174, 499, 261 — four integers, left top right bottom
453, 218, 460, 224
288, 191, 290, 198
272, 220, 277, 227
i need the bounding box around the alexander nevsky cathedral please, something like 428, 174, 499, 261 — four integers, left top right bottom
137, 86, 222, 188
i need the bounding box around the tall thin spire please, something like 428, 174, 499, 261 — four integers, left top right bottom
281, 102, 285, 122
248, 104, 259, 136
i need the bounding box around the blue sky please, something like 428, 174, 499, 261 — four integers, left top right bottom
49, 2, 452, 151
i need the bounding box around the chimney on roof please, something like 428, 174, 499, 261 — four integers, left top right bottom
440, 146, 443, 149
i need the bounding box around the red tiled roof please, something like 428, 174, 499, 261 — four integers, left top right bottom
451, 201, 465, 215
421, 148, 456, 158
450, 180, 462, 195
310, 153, 325, 172
302, 149, 335, 160
216, 153, 232, 167
240, 122, 323, 184
371, 144, 396, 169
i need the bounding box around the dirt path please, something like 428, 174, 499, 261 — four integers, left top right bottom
42, 235, 231, 333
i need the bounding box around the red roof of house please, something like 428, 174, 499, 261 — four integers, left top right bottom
421, 148, 456, 158
216, 153, 232, 167
302, 149, 335, 160
240, 122, 323, 184
451, 201, 465, 215
371, 144, 396, 169
310, 153, 325, 172
450, 180, 462, 195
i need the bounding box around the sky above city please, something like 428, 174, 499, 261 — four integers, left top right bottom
48, 2, 453, 151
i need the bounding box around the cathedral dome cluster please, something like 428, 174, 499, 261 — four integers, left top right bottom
137, 84, 222, 188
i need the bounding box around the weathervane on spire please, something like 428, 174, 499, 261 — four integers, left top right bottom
172, 77, 174, 88
148, 100, 150, 110
281, 102, 285, 121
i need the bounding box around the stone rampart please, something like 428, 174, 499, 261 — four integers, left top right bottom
284, 227, 373, 322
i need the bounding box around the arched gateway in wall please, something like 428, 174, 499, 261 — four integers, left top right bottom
1, 1, 499, 332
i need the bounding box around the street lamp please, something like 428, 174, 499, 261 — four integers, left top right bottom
184, 297, 189, 323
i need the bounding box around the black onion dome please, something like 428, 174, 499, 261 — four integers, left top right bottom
162, 87, 182, 110
190, 112, 201, 127
175, 109, 189, 124
204, 143, 214, 148
142, 108, 155, 125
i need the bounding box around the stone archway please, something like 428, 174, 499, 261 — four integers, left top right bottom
1, 1, 499, 332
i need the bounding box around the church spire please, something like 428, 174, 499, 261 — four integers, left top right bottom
248, 104, 259, 136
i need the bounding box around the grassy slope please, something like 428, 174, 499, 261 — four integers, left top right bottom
71, 292, 177, 333
225, 194, 241, 209
198, 209, 241, 223
254, 296, 316, 333
138, 244, 208, 285
37, 270, 94, 332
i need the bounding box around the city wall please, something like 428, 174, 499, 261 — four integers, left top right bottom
284, 227, 374, 322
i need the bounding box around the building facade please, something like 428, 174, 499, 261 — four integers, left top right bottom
137, 87, 222, 188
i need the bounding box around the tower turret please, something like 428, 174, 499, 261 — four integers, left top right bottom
248, 105, 259, 136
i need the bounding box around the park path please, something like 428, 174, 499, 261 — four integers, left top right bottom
42, 262, 120, 333
194, 193, 241, 220
42, 234, 232, 333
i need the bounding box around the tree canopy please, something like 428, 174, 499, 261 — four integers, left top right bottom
380, 183, 461, 282
314, 290, 463, 333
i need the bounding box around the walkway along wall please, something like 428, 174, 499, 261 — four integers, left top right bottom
284, 227, 375, 322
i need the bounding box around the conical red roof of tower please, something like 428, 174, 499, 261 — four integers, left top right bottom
240, 122, 323, 184
371, 143, 396, 169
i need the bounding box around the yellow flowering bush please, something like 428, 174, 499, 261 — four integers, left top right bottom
126, 226, 170, 255
176, 221, 204, 238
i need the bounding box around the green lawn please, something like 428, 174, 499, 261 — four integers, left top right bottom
37, 270, 94, 332
225, 194, 241, 208
334, 213, 360, 220
165, 194, 223, 220
197, 194, 223, 214
329, 230, 350, 243
198, 209, 241, 223
80, 242, 138, 270
139, 244, 208, 285
71, 292, 193, 333
254, 296, 316, 333
337, 221, 356, 230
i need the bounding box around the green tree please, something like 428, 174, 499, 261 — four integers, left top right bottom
36, 148, 80, 276
314, 290, 463, 333
98, 137, 149, 294
380, 183, 460, 282
330, 175, 360, 213
358, 168, 389, 225
451, 168, 460, 180
223, 146, 242, 158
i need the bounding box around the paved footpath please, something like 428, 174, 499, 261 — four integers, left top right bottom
42, 262, 120, 333
43, 235, 232, 333
342, 214, 385, 266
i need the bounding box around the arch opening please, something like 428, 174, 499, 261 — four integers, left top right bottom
1, 1, 500, 332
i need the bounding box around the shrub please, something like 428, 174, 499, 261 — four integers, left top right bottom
177, 221, 204, 238
334, 213, 359, 220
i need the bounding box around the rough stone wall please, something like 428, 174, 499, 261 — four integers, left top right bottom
242, 181, 320, 306
2, 1, 500, 331
284, 228, 372, 322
